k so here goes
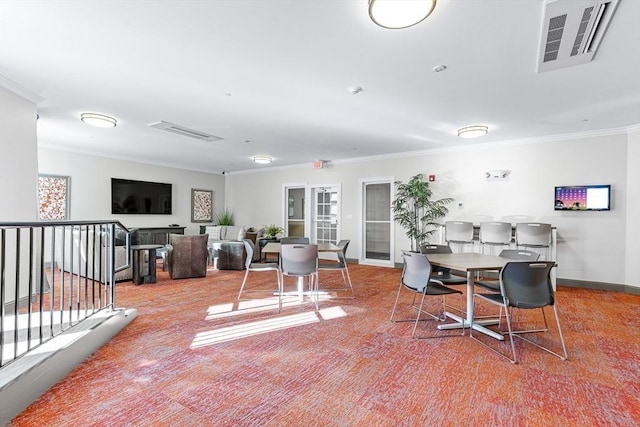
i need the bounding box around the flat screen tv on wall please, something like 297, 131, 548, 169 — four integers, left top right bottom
554, 184, 611, 211
111, 178, 172, 214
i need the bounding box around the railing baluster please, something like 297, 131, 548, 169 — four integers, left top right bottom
13, 229, 21, 363
27, 228, 34, 352
1, 229, 6, 367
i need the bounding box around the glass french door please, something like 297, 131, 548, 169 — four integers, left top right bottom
361, 180, 393, 266
285, 187, 305, 237
311, 186, 340, 244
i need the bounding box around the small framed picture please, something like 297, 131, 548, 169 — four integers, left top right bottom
38, 174, 70, 220
191, 189, 213, 223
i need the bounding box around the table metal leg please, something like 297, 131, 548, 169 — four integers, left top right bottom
437, 270, 504, 340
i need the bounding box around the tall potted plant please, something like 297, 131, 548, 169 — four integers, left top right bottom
392, 173, 454, 252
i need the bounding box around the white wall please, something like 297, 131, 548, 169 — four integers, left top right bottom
625, 129, 640, 288
0, 86, 39, 221
226, 131, 639, 287
38, 148, 225, 235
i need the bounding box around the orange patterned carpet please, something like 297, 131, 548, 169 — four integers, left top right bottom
9, 263, 640, 426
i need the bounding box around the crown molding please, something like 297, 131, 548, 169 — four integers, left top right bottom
0, 74, 44, 103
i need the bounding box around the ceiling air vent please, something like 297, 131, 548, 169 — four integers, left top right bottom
148, 120, 222, 142
536, 0, 620, 73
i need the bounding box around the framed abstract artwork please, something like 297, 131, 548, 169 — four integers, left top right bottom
38, 174, 70, 220
191, 189, 213, 223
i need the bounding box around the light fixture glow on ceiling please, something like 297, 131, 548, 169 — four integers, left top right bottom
252, 155, 273, 164
80, 113, 117, 128
457, 125, 489, 139
368, 0, 437, 29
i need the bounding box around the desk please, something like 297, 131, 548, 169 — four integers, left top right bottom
131, 244, 163, 285
427, 253, 509, 340
262, 242, 341, 302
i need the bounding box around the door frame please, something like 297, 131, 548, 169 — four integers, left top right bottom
359, 177, 395, 267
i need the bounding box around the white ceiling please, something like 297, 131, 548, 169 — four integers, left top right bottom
1, 0, 639, 174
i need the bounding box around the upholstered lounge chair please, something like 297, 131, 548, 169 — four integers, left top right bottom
166, 234, 209, 279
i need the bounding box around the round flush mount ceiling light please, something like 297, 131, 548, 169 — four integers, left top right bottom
252, 155, 273, 164
80, 112, 117, 128
457, 125, 489, 139
369, 0, 437, 29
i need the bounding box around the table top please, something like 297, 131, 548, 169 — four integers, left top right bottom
262, 242, 341, 253
426, 253, 509, 272
131, 244, 164, 250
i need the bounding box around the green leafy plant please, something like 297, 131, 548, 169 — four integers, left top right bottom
263, 224, 284, 239
215, 208, 235, 225
392, 173, 454, 252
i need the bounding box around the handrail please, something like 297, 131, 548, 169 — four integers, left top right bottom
0, 220, 130, 368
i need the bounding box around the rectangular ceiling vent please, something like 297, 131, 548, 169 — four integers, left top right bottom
536, 0, 620, 73
148, 120, 222, 142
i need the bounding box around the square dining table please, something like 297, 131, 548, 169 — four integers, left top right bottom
426, 253, 510, 340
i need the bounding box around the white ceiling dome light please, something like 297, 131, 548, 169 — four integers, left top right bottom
368, 0, 437, 29
252, 155, 273, 164
80, 112, 117, 128
457, 125, 489, 139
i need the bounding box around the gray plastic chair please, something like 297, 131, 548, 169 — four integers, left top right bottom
515, 223, 552, 260
470, 261, 567, 364
280, 244, 319, 309
445, 221, 475, 252
237, 239, 283, 312
479, 222, 513, 255
475, 249, 540, 292
318, 239, 354, 298
390, 251, 464, 339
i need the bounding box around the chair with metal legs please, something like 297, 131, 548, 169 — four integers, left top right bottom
318, 239, 354, 298
237, 239, 283, 312
479, 222, 513, 255
390, 251, 465, 339
515, 223, 552, 260
474, 249, 540, 292
280, 244, 319, 309
444, 221, 475, 253
470, 261, 568, 364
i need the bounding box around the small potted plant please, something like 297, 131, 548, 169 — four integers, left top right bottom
215, 208, 235, 226
263, 224, 284, 239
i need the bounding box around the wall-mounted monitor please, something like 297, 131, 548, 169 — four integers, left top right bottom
111, 178, 172, 214
554, 185, 611, 211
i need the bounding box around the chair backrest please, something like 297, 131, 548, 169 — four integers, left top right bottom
337, 239, 350, 254
168, 234, 209, 278
280, 244, 318, 275
499, 261, 555, 308
242, 239, 255, 269
401, 251, 432, 293
336, 239, 350, 263
515, 223, 552, 247
445, 221, 474, 243
479, 222, 512, 245
280, 236, 310, 244
420, 244, 453, 254
499, 249, 540, 261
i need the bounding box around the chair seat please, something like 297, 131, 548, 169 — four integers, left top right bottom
433, 272, 467, 285
406, 281, 462, 296
248, 262, 279, 270
474, 280, 500, 291
317, 261, 344, 270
